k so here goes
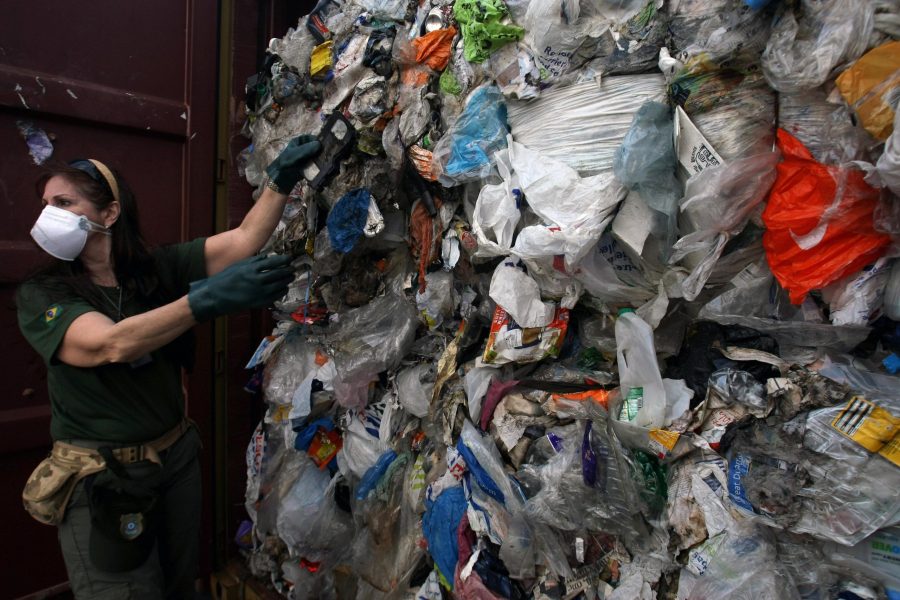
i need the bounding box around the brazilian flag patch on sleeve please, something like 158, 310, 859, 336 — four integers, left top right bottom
44, 305, 62, 324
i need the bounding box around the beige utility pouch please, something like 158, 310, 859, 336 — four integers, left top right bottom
22, 443, 106, 526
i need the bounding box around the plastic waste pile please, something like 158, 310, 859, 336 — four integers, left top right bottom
236, 0, 900, 597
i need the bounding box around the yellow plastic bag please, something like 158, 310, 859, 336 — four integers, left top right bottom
836, 41, 900, 141
310, 40, 334, 77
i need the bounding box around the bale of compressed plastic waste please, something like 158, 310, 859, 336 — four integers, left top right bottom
235, 1, 900, 598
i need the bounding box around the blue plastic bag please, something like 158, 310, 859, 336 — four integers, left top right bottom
433, 86, 509, 186
355, 449, 398, 500
327, 188, 371, 253
456, 435, 506, 504
613, 101, 680, 254
422, 486, 467, 588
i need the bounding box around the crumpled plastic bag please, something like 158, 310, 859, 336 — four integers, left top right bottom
505, 137, 626, 268
778, 87, 873, 164
762, 129, 892, 304
822, 257, 892, 326
413, 27, 458, 72
613, 101, 680, 252
573, 239, 654, 304
518, 420, 649, 541
668, 0, 773, 68
870, 108, 900, 196
517, 0, 599, 80
670, 151, 780, 302
276, 461, 347, 559
356, 0, 408, 21
669, 66, 776, 161
792, 364, 900, 547
471, 148, 521, 257
327, 293, 419, 408
432, 86, 510, 185
575, 1, 670, 77
678, 523, 798, 600
761, 0, 875, 93
351, 456, 426, 592
339, 408, 392, 479
835, 40, 900, 142
458, 420, 518, 506
721, 391, 900, 547
326, 188, 384, 253
698, 259, 872, 353
614, 101, 679, 217
416, 271, 459, 329
453, 0, 524, 63
348, 75, 390, 124
396, 363, 436, 418
489, 258, 556, 328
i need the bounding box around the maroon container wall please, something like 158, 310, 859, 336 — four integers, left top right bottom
0, 2, 217, 596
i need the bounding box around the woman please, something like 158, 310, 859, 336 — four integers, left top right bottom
17, 136, 319, 599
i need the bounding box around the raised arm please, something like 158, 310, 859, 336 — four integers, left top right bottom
204, 136, 320, 275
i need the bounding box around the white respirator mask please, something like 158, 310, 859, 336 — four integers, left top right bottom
30, 204, 111, 261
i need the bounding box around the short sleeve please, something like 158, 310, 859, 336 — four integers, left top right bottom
152, 237, 208, 296
16, 281, 98, 364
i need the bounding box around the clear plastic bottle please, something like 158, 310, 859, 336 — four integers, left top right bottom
615, 308, 666, 428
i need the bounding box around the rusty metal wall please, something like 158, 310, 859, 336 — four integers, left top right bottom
0, 2, 217, 596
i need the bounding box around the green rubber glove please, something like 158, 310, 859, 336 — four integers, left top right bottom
188, 254, 294, 322
265, 134, 321, 194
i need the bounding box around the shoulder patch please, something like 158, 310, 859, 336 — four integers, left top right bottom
44, 305, 62, 324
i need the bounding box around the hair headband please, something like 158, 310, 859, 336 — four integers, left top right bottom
85, 159, 121, 204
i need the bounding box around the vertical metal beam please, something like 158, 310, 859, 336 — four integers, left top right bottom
213, 0, 235, 573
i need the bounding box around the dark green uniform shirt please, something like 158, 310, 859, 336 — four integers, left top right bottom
16, 238, 207, 443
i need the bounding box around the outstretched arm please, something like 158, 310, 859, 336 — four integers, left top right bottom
58, 298, 195, 367
56, 254, 295, 367
203, 135, 320, 275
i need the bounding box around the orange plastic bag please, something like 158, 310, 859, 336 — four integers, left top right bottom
835, 40, 900, 141
762, 129, 891, 304
412, 27, 457, 72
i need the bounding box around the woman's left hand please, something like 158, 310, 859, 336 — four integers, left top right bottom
265, 135, 321, 194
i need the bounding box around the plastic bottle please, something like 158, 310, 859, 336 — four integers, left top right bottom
615, 308, 666, 428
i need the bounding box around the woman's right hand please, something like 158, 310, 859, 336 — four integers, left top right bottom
187, 254, 294, 322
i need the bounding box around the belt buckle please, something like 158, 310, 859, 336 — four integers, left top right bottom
118, 446, 139, 464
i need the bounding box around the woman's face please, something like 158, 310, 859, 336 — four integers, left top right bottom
41, 175, 116, 227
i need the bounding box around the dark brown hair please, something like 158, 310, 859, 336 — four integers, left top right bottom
35, 162, 160, 299
27, 162, 195, 369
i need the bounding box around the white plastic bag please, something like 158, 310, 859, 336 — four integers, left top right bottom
489, 258, 556, 328
507, 75, 666, 175
520, 0, 596, 79
340, 409, 392, 479
396, 363, 436, 418
670, 151, 780, 301
471, 148, 521, 257
823, 258, 892, 326
465, 367, 496, 423
867, 107, 900, 196
761, 0, 875, 93
505, 137, 626, 268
